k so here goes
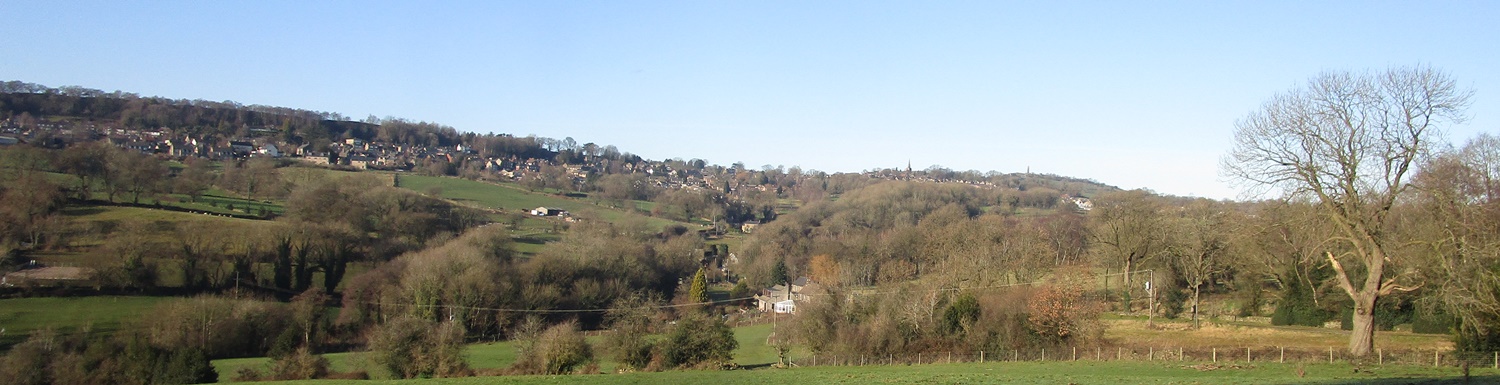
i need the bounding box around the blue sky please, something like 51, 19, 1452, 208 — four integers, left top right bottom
4, 1, 1497, 199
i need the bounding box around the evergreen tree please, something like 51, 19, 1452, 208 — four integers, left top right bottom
770, 259, 789, 288
690, 268, 710, 304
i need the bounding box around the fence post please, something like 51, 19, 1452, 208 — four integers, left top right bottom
1042, 348, 1046, 362
1213, 348, 1217, 363
1149, 347, 1154, 361
1179, 347, 1183, 362
889, 354, 893, 366
1378, 349, 1382, 365
1329, 347, 1333, 364
1494, 351, 1497, 369
861, 354, 865, 366
948, 351, 952, 364
1117, 347, 1122, 360
813, 354, 817, 366
1073, 347, 1077, 361
1280, 346, 1284, 363
980, 351, 985, 363
1435, 350, 1440, 367
1246, 347, 1251, 362
1097, 347, 1101, 361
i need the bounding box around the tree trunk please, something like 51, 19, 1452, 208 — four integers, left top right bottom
1122, 258, 1134, 311
1192, 285, 1202, 330
1348, 292, 1377, 356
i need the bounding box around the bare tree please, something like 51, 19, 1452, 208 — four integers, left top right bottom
1223, 65, 1473, 356
1166, 199, 1230, 329
1413, 133, 1500, 350
1088, 189, 1167, 311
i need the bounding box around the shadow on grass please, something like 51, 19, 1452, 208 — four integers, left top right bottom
60, 206, 105, 216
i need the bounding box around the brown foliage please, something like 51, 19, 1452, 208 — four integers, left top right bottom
1026, 269, 1104, 344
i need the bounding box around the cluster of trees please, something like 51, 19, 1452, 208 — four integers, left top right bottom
339, 223, 733, 377
339, 217, 702, 338
739, 181, 1088, 289
0, 290, 346, 385
792, 269, 1104, 359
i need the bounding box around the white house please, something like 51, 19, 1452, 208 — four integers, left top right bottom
773, 299, 796, 314
258, 144, 281, 157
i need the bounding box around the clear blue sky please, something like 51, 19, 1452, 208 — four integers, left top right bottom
4, 1, 1498, 199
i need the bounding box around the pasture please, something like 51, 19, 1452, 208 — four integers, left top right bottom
0, 296, 169, 349
393, 174, 696, 230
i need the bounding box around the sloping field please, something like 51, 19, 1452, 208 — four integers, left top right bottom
0, 296, 169, 349
394, 174, 694, 230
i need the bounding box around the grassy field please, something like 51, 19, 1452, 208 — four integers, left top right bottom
214, 323, 790, 382
235, 360, 1498, 385
393, 174, 695, 230
1104, 316, 1452, 351
0, 296, 169, 349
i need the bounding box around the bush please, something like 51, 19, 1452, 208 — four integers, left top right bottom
1412, 310, 1454, 335
661, 312, 738, 368
1026, 271, 1104, 346
369, 317, 470, 378
0, 332, 54, 385
157, 348, 218, 385
939, 294, 980, 337
267, 347, 330, 380
512, 321, 594, 375
1161, 288, 1187, 319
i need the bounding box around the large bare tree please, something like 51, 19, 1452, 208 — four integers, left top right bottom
1223, 66, 1473, 356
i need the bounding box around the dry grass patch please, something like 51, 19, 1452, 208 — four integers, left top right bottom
1104, 318, 1451, 351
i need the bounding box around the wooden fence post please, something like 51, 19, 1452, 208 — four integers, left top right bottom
980, 351, 985, 363
1213, 348, 1217, 363
1280, 346, 1284, 363
1149, 347, 1154, 361
1329, 347, 1334, 364
1073, 347, 1077, 361
1179, 347, 1183, 362
1246, 347, 1251, 362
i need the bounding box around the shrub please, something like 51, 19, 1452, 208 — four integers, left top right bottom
369, 317, 470, 378
1162, 288, 1187, 319
1026, 271, 1104, 346
156, 347, 218, 385
0, 331, 55, 385
267, 347, 330, 380
512, 321, 594, 375
939, 294, 980, 337
660, 312, 737, 368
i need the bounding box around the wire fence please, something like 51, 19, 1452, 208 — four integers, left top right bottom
770, 346, 1500, 369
